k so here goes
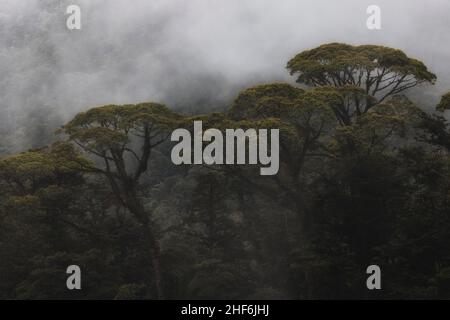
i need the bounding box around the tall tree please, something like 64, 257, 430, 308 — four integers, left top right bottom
419, 92, 450, 151
227, 83, 338, 233
61, 102, 182, 299
287, 43, 436, 124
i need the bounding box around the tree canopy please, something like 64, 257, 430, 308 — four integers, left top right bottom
1, 43, 450, 300
287, 43, 436, 123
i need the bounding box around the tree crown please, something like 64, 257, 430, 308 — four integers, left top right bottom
287, 43, 436, 103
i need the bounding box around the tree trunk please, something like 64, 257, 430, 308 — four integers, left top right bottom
141, 222, 164, 300
122, 184, 164, 299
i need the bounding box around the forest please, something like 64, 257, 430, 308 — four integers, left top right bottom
0, 42, 449, 299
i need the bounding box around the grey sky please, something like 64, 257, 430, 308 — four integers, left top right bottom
1, 0, 449, 152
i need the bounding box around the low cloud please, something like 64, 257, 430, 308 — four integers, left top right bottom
1, 0, 449, 152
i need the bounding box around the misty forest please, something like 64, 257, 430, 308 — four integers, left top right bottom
1, 1, 450, 300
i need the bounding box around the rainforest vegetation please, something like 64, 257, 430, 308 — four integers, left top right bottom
0, 43, 449, 299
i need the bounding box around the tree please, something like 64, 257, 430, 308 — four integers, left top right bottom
0, 142, 97, 298
287, 43, 436, 124
60, 102, 183, 299
2, 42, 450, 300
437, 92, 450, 111
229, 83, 336, 231
187, 171, 237, 250
419, 92, 450, 151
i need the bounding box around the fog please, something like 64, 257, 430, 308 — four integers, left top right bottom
1, 0, 449, 152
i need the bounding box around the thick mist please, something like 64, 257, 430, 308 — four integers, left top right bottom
1, 0, 449, 153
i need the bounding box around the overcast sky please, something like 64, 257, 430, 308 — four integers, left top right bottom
1, 0, 449, 151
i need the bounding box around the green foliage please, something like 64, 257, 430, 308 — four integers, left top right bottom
114, 284, 148, 300
287, 43, 436, 89
287, 43, 436, 124
437, 92, 450, 111
1, 43, 450, 300
229, 83, 305, 119
62, 103, 182, 155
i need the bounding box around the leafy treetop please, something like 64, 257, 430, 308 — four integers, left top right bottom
437, 92, 450, 111
287, 43, 436, 107
61, 102, 183, 182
